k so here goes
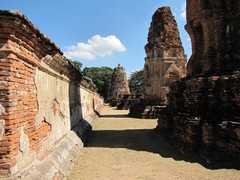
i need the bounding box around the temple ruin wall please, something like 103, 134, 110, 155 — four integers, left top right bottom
157, 0, 240, 166
0, 10, 103, 178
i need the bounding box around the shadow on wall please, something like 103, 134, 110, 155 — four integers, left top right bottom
69, 81, 92, 143
86, 128, 239, 170
99, 114, 129, 119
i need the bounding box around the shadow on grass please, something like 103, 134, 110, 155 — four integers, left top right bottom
85, 128, 239, 170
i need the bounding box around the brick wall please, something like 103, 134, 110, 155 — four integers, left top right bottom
157, 0, 240, 167
0, 10, 103, 177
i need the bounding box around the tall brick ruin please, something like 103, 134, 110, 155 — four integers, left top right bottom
108, 64, 131, 107
0, 10, 103, 178
129, 7, 186, 118
157, 1, 240, 166
144, 6, 187, 105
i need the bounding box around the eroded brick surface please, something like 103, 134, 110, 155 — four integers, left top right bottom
129, 7, 187, 118
109, 64, 131, 107
0, 10, 103, 178
157, 1, 240, 167
144, 6, 187, 105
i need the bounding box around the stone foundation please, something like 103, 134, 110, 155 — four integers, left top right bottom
157, 74, 240, 166
129, 99, 164, 119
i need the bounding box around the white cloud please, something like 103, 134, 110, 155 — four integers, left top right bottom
64, 35, 126, 60
180, 11, 186, 18
180, 2, 186, 19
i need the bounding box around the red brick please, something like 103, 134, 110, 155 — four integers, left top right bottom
0, 169, 9, 176
0, 147, 8, 154
0, 141, 11, 147
3, 133, 20, 141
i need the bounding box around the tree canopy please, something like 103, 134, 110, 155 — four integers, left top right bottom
82, 67, 114, 99
69, 59, 83, 72
128, 69, 145, 95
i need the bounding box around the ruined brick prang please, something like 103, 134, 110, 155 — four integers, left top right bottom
144, 6, 187, 105
0, 10, 103, 178
157, 1, 240, 167
108, 64, 131, 107
129, 6, 187, 119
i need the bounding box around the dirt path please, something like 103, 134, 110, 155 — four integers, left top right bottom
69, 105, 240, 180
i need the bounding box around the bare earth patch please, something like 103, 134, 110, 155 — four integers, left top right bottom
69, 105, 240, 180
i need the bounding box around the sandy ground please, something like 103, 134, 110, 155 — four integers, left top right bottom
68, 105, 240, 180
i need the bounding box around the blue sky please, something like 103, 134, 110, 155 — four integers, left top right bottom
1, 0, 191, 78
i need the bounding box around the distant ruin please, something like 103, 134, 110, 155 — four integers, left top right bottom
129, 6, 187, 118
0, 10, 103, 179
157, 0, 240, 167
108, 64, 131, 108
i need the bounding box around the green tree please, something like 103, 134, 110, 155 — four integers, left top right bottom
128, 70, 145, 95
69, 59, 83, 72
82, 67, 114, 99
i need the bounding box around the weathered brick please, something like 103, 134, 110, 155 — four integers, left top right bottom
0, 169, 9, 176
3, 133, 20, 141
0, 163, 12, 169
0, 10, 103, 179
157, 0, 240, 167
0, 147, 8, 154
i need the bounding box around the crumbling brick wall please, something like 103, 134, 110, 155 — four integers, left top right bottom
157, 0, 240, 166
0, 10, 103, 177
